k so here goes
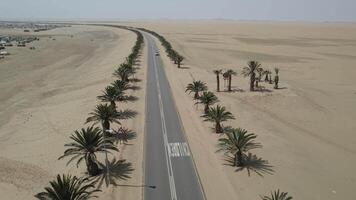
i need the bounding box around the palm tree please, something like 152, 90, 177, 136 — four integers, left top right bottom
185, 80, 208, 99
264, 70, 270, 82
195, 91, 219, 114
222, 71, 229, 89
176, 55, 184, 68
97, 86, 124, 108
86, 104, 121, 132
213, 69, 222, 92
218, 128, 261, 166
257, 67, 264, 82
202, 105, 235, 133
113, 63, 134, 82
225, 69, 237, 92
260, 189, 293, 200
274, 68, 279, 88
111, 79, 130, 91
59, 126, 118, 176
242, 61, 263, 91
35, 174, 100, 200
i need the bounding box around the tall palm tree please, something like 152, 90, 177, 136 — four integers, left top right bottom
86, 104, 121, 132
225, 69, 237, 92
242, 61, 263, 91
35, 174, 100, 200
97, 86, 124, 108
111, 79, 130, 92
176, 55, 184, 68
213, 69, 222, 92
274, 68, 279, 88
195, 91, 219, 114
222, 71, 229, 89
86, 104, 137, 133
260, 189, 293, 200
218, 128, 261, 166
59, 126, 118, 176
202, 105, 235, 133
113, 63, 134, 82
185, 80, 208, 99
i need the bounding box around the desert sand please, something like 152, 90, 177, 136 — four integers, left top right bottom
1, 20, 356, 200
123, 21, 356, 199
0, 25, 145, 199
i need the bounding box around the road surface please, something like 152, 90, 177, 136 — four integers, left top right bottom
143, 32, 205, 200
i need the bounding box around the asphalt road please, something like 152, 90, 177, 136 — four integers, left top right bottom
143, 32, 205, 200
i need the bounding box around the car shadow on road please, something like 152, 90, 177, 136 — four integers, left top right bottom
223, 153, 274, 177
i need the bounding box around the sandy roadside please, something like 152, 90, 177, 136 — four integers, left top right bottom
0, 25, 144, 199
99, 29, 147, 200
132, 21, 356, 199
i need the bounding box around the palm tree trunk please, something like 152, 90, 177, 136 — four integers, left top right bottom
265, 73, 269, 82
234, 152, 238, 166
177, 61, 181, 68
86, 155, 99, 176
236, 151, 243, 166
215, 122, 222, 133
228, 75, 232, 91
204, 104, 209, 114
110, 101, 116, 109
102, 121, 110, 134
194, 91, 199, 99
250, 74, 255, 91
216, 75, 220, 92
274, 75, 279, 89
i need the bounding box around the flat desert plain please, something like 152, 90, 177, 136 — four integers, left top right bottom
1, 21, 356, 200
0, 25, 145, 199
124, 21, 356, 199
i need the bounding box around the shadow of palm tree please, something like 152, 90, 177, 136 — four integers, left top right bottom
117, 109, 137, 120
223, 153, 274, 177
108, 127, 137, 144
129, 78, 142, 83
121, 95, 139, 102
275, 87, 288, 90
128, 85, 141, 91
91, 159, 134, 188
221, 87, 245, 93
254, 86, 273, 93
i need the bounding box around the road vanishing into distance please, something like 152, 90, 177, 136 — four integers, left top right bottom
142, 32, 205, 200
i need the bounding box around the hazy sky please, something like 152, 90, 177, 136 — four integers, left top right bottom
1, 0, 355, 21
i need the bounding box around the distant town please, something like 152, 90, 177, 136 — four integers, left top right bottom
0, 22, 69, 58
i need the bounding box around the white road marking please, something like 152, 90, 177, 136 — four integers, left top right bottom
150, 37, 178, 200
168, 142, 191, 157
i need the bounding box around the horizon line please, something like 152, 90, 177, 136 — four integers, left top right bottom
1, 17, 356, 24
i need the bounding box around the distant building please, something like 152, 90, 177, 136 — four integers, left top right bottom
17, 42, 26, 47
0, 51, 9, 55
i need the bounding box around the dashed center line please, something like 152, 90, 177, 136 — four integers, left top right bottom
168, 142, 191, 157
